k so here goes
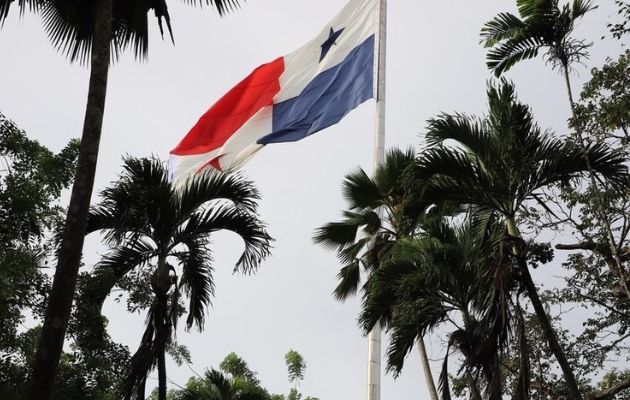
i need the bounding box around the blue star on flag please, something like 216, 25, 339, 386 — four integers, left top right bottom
320, 27, 345, 62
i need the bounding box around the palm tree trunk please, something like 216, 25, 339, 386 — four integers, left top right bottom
562, 67, 630, 301
417, 337, 439, 400
506, 218, 582, 400
155, 256, 171, 400
29, 0, 112, 399
158, 350, 167, 400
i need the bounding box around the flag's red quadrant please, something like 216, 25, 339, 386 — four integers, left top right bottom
171, 57, 285, 156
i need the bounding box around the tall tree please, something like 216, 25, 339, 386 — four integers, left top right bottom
187, 369, 270, 400
153, 368, 270, 400
220, 352, 259, 384
281, 350, 318, 400
164, 352, 319, 400
313, 148, 439, 400
549, 50, 630, 300
480, 0, 630, 302
86, 157, 271, 400
284, 350, 306, 391
408, 80, 628, 400
516, 50, 630, 399
0, 2, 242, 398
0, 112, 80, 398
360, 215, 520, 400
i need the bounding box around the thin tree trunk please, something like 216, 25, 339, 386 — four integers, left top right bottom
158, 350, 167, 400
154, 255, 171, 400
506, 218, 582, 400
562, 67, 630, 301
417, 337, 439, 400
29, 0, 112, 399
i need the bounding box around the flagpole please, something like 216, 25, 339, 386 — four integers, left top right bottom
367, 0, 386, 400
373, 0, 386, 166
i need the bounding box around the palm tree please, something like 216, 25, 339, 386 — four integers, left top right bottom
313, 148, 440, 400
0, 2, 242, 399
86, 157, 271, 400
360, 215, 520, 400
480, 0, 594, 77
408, 81, 627, 400
173, 369, 269, 400
480, 0, 630, 301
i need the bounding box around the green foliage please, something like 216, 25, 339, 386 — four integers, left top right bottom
360, 215, 517, 399
481, 0, 596, 75
598, 370, 630, 400
284, 350, 306, 387
0, 0, 243, 63
410, 80, 627, 219
87, 157, 272, 399
166, 352, 320, 400
573, 50, 630, 148
0, 112, 85, 397
0, 325, 128, 400
167, 342, 193, 367
609, 1, 630, 39
0, 112, 79, 244
0, 112, 78, 364
274, 391, 319, 400
314, 148, 420, 301
220, 352, 259, 384
534, 53, 630, 394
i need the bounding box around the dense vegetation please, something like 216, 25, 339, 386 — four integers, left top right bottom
0, 0, 629, 399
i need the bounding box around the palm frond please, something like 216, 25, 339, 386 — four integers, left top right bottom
486, 36, 545, 77
97, 237, 157, 272
414, 147, 507, 214
90, 156, 174, 244
175, 237, 215, 330
205, 369, 234, 398
385, 303, 423, 377
115, 1, 154, 60
342, 167, 383, 209
426, 114, 493, 164
39, 0, 99, 63
373, 147, 416, 195
484, 0, 596, 75
336, 238, 370, 265
480, 12, 526, 47
312, 220, 361, 251
173, 202, 272, 273
177, 169, 260, 216
534, 141, 628, 191
517, 0, 557, 19
182, 0, 242, 16
0, 0, 37, 23
359, 257, 417, 331
86, 205, 118, 234
571, 0, 597, 20
36, 0, 243, 63
333, 261, 362, 301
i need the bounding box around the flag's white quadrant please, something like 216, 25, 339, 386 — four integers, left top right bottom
169, 0, 379, 181
277, 0, 378, 101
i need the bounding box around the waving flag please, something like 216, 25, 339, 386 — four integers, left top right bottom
170, 0, 378, 179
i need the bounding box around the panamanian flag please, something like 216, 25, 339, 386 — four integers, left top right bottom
169, 0, 379, 179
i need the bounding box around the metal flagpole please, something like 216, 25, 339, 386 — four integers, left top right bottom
367, 0, 386, 400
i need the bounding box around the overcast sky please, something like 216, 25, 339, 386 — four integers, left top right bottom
0, 1, 626, 399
